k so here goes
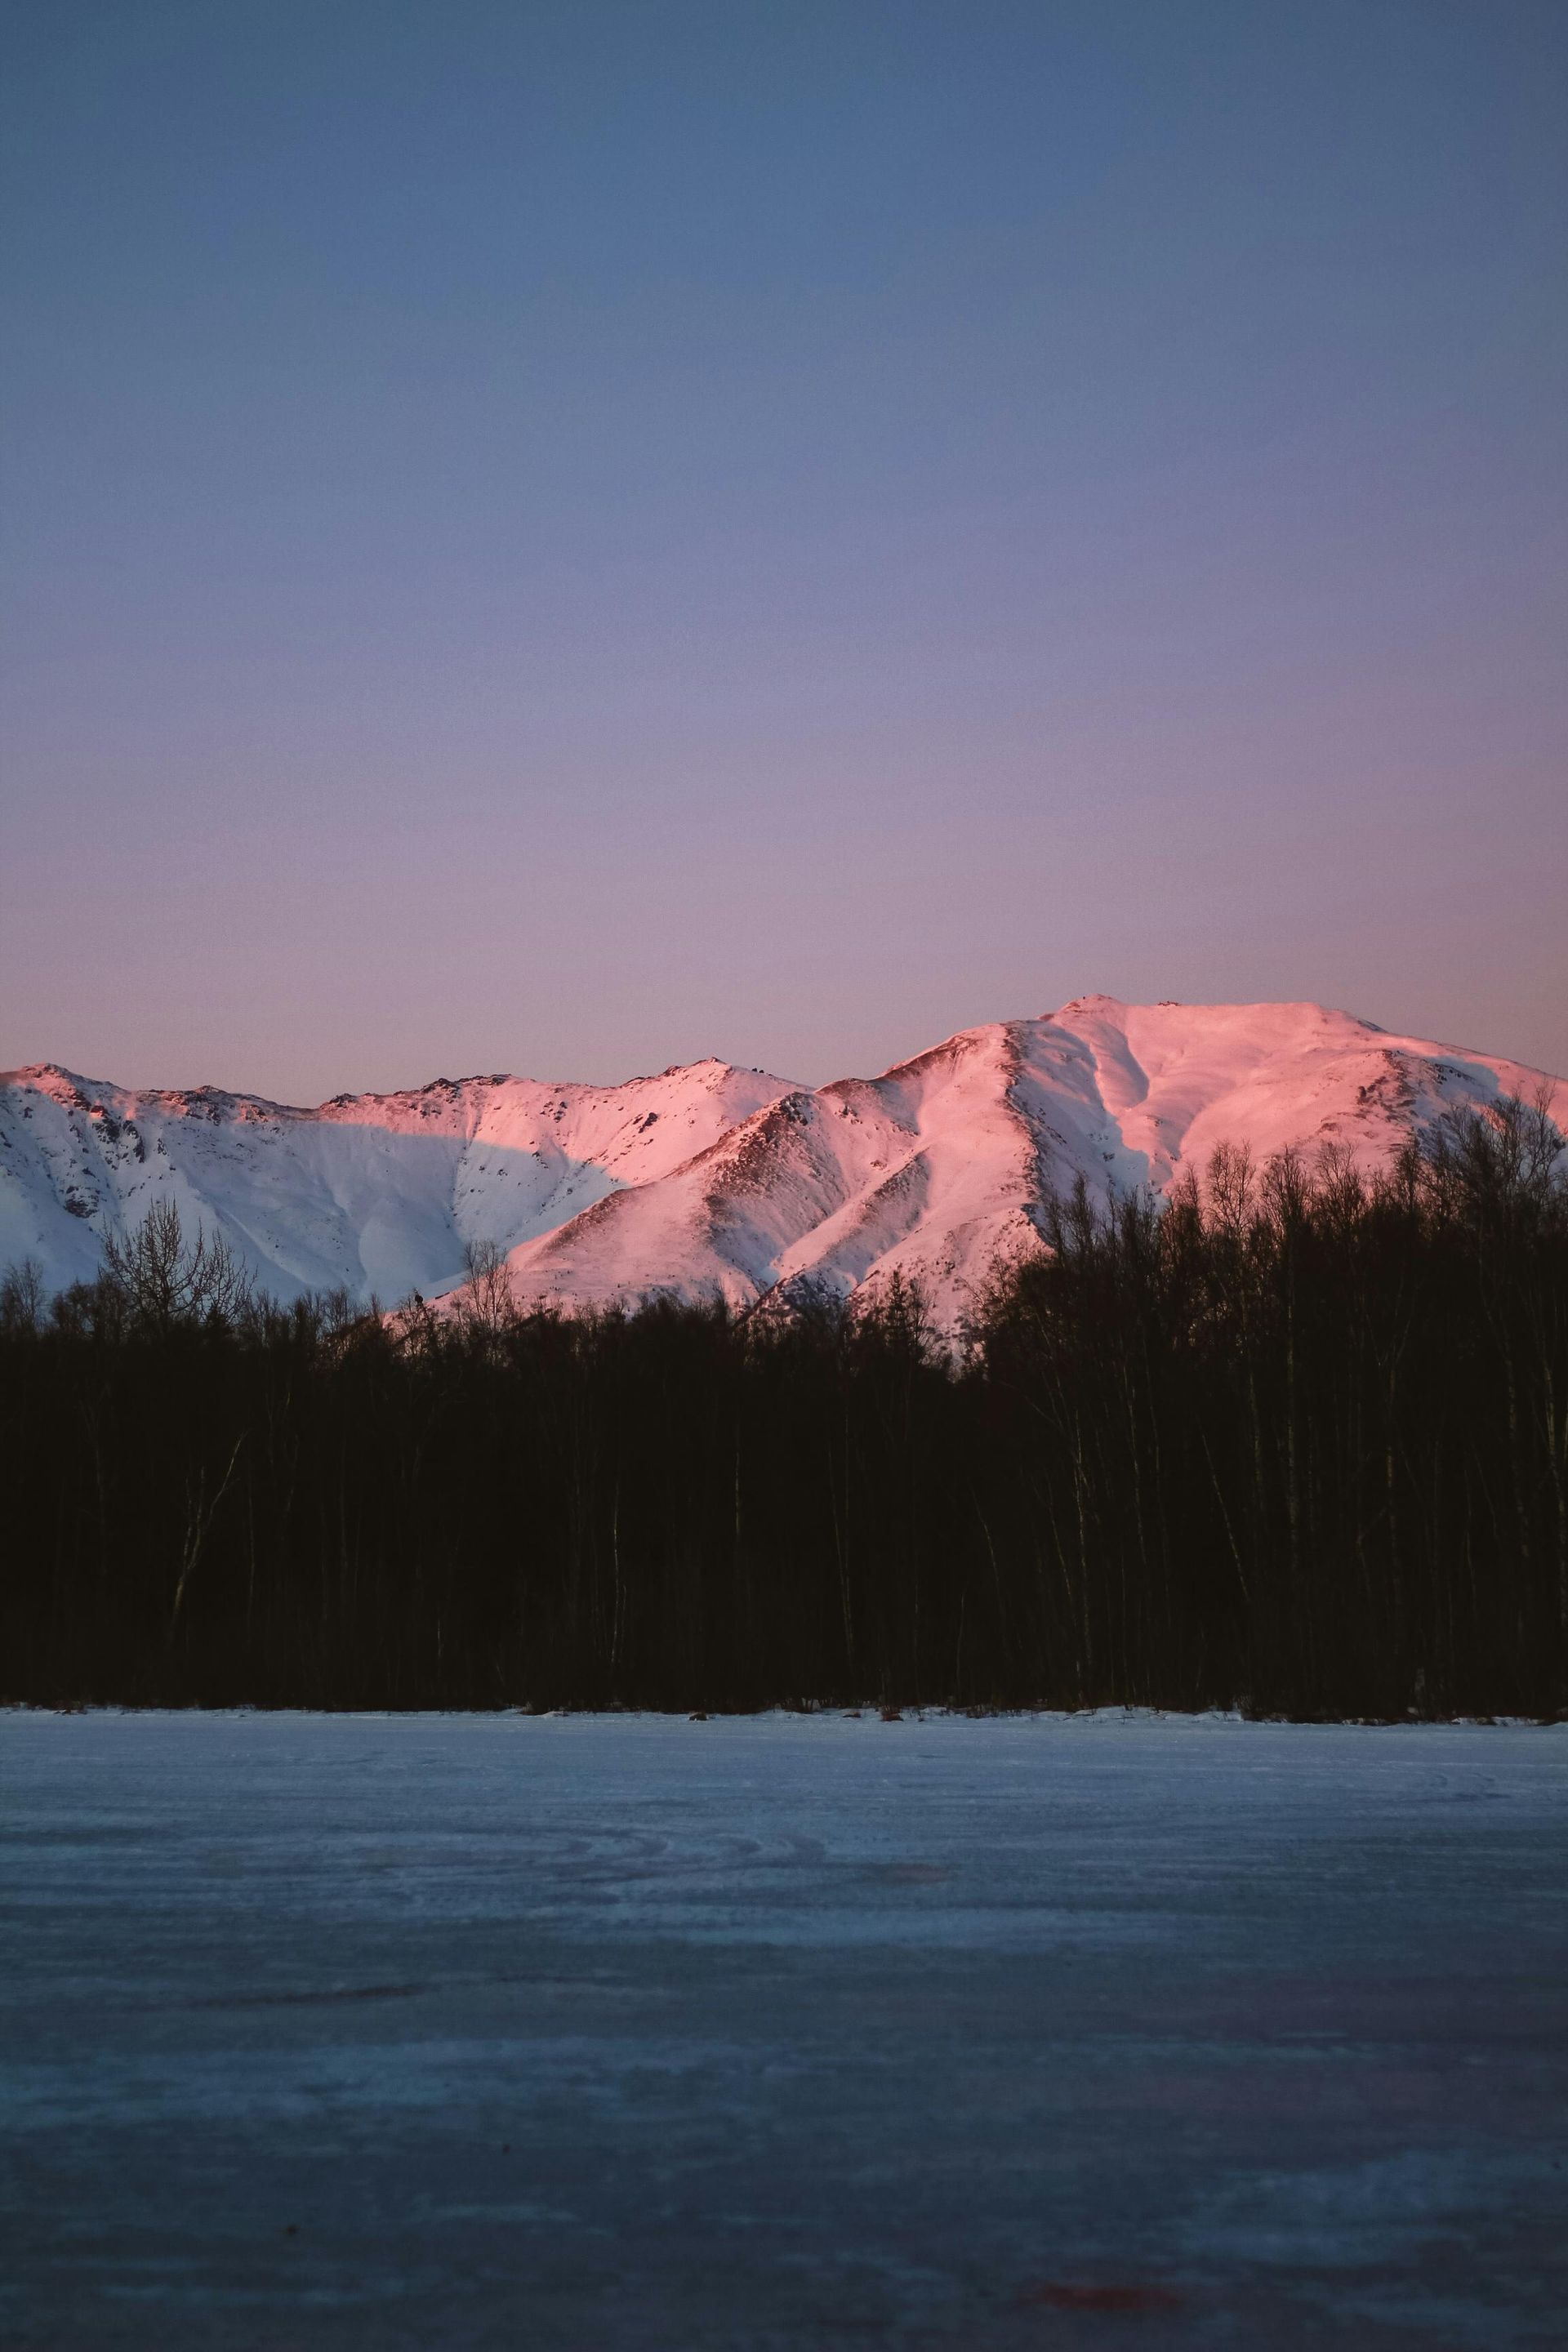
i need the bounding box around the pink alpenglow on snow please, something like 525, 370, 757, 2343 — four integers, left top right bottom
2, 1000, 1560, 1333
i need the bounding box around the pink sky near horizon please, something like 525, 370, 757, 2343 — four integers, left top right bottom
3, 2, 1564, 1101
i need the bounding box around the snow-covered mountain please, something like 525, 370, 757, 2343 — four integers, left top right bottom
0, 1058, 790, 1307
2, 998, 1559, 1329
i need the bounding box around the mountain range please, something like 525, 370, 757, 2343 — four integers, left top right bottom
2, 997, 1559, 1330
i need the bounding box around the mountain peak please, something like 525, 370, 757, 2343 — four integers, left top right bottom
2, 1003, 1558, 1325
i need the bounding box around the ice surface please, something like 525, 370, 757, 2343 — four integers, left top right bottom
1, 1710, 1565, 2349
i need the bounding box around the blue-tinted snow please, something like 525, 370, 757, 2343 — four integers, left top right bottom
1, 1709, 1564, 2348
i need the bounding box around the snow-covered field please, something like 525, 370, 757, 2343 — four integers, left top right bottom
2, 1710, 1565, 2349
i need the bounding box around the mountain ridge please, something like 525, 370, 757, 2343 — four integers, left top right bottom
2, 997, 1560, 1328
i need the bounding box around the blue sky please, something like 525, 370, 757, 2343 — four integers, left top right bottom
3, 0, 1564, 1095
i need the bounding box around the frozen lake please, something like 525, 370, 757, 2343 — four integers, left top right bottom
2, 1711, 1565, 2350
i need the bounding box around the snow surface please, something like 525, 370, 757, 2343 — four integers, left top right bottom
2, 997, 1560, 1326
0, 1056, 789, 1308
2, 1709, 1564, 2349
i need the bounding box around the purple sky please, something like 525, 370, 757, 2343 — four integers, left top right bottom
3, 0, 1565, 1102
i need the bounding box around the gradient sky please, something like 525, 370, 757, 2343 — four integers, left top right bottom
3, 0, 1565, 1101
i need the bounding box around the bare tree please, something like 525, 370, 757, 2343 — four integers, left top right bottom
0, 1258, 44, 1334
101, 1200, 253, 1331
457, 1235, 515, 1343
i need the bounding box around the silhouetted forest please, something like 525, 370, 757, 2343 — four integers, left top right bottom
3, 1095, 1566, 1718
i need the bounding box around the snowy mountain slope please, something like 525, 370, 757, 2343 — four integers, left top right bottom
486, 996, 1563, 1330
497, 1022, 1053, 1319
2, 998, 1559, 1326
0, 1059, 792, 1305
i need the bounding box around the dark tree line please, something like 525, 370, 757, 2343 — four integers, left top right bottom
2, 1098, 1566, 1718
